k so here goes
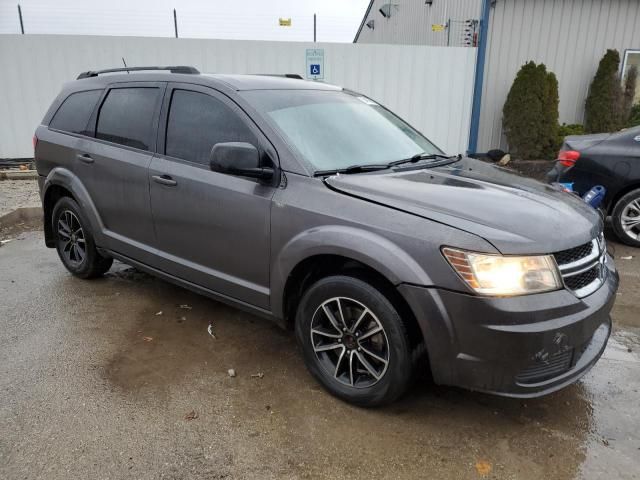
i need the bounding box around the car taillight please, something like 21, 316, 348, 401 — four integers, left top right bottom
558, 150, 580, 167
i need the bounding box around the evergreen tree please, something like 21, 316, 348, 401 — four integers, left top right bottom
503, 62, 559, 159
542, 71, 560, 158
584, 49, 624, 133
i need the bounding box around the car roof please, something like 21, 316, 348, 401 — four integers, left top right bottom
69, 72, 342, 92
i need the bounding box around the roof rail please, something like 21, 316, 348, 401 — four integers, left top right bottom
77, 66, 200, 79
254, 74, 304, 80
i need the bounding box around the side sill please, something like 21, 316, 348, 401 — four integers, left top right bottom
105, 249, 281, 326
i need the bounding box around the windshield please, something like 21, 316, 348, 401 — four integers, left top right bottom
241, 90, 442, 173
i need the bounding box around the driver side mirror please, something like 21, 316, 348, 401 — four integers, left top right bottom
209, 142, 274, 180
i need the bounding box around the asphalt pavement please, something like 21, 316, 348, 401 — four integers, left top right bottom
1, 230, 639, 480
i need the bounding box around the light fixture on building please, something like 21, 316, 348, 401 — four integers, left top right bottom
366, 20, 375, 30
379, 3, 398, 18
425, 0, 433, 5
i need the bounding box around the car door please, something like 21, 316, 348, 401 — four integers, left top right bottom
148, 83, 277, 309
80, 82, 164, 262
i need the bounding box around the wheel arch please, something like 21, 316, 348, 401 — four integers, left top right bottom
281, 253, 426, 355
272, 226, 433, 357
42, 168, 105, 248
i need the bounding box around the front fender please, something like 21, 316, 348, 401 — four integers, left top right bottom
43, 167, 105, 246
270, 225, 433, 319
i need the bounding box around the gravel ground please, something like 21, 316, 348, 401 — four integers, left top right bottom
0, 179, 40, 216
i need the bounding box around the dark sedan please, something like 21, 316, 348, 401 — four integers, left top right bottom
551, 126, 640, 247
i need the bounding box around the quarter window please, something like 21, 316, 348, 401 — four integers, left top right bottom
96, 88, 160, 151
165, 90, 256, 165
49, 90, 102, 135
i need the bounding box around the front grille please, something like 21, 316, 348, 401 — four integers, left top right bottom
553, 241, 593, 266
553, 235, 606, 298
516, 348, 574, 384
564, 266, 599, 291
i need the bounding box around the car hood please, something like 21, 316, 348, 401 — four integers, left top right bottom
325, 157, 602, 254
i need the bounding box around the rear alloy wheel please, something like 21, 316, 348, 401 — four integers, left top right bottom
52, 197, 113, 278
296, 275, 413, 407
612, 189, 640, 248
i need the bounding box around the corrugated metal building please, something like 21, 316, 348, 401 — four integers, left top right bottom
355, 0, 640, 152
354, 0, 482, 46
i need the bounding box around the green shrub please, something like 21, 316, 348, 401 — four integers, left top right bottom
628, 104, 640, 128
542, 72, 560, 158
584, 49, 624, 133
503, 61, 560, 160
556, 123, 585, 150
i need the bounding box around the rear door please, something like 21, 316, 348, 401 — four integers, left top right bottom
81, 82, 164, 261
148, 83, 276, 309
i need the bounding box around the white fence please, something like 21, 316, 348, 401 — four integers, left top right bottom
0, 35, 476, 158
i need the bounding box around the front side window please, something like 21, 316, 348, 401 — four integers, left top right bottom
165, 90, 256, 165
49, 90, 102, 135
241, 90, 441, 172
96, 87, 160, 151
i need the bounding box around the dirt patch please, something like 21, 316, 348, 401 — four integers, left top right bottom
0, 179, 40, 216
507, 159, 554, 181
0, 208, 43, 242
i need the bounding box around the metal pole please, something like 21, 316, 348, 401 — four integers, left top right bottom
173, 9, 178, 38
467, 0, 491, 154
446, 19, 450, 46
17, 4, 25, 34
313, 13, 316, 42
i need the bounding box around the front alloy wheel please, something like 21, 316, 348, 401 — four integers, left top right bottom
311, 297, 390, 388
296, 275, 413, 407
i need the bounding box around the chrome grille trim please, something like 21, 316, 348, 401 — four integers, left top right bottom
554, 234, 606, 299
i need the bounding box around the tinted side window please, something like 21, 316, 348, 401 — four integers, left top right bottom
49, 90, 102, 135
96, 88, 159, 151
165, 90, 256, 164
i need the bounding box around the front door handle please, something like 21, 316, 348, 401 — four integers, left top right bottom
152, 174, 178, 187
76, 153, 94, 164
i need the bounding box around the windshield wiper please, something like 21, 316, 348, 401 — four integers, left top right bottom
313, 153, 459, 177
389, 152, 458, 167
314, 163, 391, 176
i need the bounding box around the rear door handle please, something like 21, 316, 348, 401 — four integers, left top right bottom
152, 174, 178, 186
76, 153, 94, 164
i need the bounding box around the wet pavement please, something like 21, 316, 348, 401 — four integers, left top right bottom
1, 231, 639, 480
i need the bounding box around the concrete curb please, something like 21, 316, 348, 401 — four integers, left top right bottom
0, 207, 43, 229
0, 170, 38, 180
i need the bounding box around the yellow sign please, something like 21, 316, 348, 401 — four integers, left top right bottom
432, 24, 445, 32
279, 18, 292, 27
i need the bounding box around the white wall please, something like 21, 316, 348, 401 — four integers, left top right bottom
0, 34, 476, 158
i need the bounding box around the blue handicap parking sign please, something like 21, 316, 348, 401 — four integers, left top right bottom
310, 64, 321, 76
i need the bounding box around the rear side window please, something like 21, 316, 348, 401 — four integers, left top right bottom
165, 90, 256, 165
96, 87, 159, 151
49, 90, 102, 135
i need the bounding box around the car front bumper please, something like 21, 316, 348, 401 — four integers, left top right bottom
399, 253, 619, 397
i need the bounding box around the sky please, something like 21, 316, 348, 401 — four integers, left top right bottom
0, 0, 370, 42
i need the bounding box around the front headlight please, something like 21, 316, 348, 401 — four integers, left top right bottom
442, 247, 562, 296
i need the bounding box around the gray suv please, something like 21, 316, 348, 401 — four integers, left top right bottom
35, 66, 618, 406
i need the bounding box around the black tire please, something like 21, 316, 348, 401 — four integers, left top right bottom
295, 275, 413, 407
611, 188, 640, 248
52, 196, 113, 278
